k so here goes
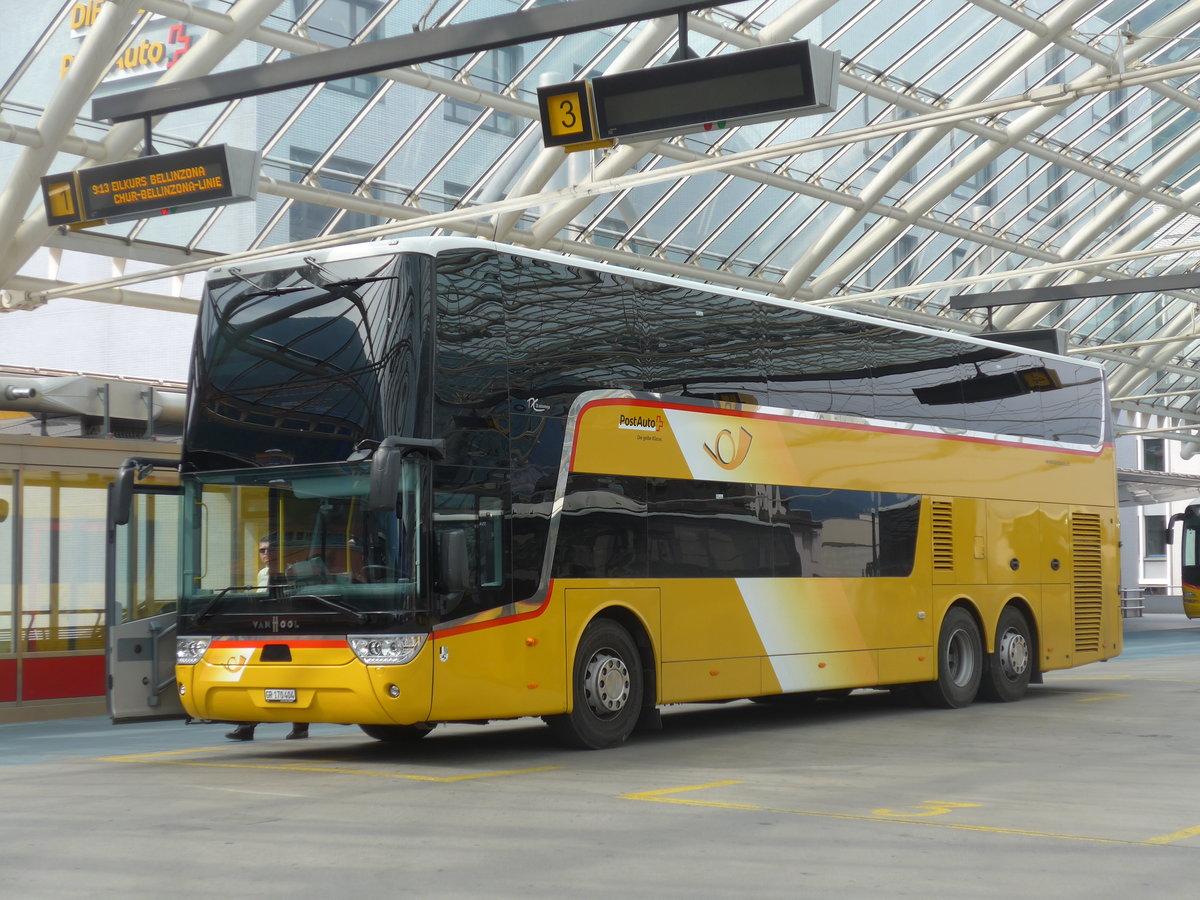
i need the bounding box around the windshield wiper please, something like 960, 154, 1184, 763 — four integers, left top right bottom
193, 585, 258, 624
292, 593, 368, 624
226, 268, 317, 297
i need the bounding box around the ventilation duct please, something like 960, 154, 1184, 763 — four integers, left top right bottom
0, 374, 185, 424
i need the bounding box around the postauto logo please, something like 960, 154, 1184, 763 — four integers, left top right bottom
618, 412, 665, 432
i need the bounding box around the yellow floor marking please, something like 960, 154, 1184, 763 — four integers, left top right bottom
619, 782, 1174, 847
101, 748, 559, 782
872, 800, 982, 818
1074, 693, 1130, 702
134, 760, 560, 782
1145, 824, 1200, 845
101, 746, 234, 761
619, 781, 752, 810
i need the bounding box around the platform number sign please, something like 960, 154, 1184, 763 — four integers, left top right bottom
546, 90, 585, 138
537, 80, 597, 148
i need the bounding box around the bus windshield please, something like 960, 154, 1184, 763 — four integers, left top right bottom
179, 458, 427, 632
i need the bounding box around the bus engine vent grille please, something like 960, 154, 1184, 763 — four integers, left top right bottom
1071, 513, 1103, 653
931, 500, 954, 572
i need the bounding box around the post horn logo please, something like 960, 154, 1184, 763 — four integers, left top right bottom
703, 426, 753, 470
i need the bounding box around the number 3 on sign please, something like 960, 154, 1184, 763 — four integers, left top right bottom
546, 91, 585, 137
872, 800, 981, 818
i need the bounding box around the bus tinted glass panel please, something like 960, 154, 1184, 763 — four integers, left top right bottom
490, 250, 1103, 446
553, 474, 647, 578
647, 478, 780, 578
433, 465, 510, 618
553, 474, 919, 580
776, 487, 919, 577
631, 281, 766, 403
434, 249, 509, 465
188, 254, 431, 468
758, 303, 875, 418
502, 254, 641, 412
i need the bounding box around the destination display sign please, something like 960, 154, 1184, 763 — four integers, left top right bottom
80, 145, 233, 220
591, 42, 839, 143
41, 144, 259, 227
535, 41, 839, 150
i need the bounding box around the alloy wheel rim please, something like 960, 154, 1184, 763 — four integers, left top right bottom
583, 650, 630, 717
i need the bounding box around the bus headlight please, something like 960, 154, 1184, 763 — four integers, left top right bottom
176, 638, 211, 665
349, 634, 426, 665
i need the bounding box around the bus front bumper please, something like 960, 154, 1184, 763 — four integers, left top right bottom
177, 640, 434, 726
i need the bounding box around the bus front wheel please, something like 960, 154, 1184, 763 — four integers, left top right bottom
546, 618, 643, 750
359, 723, 433, 742
918, 606, 982, 709
978, 606, 1033, 703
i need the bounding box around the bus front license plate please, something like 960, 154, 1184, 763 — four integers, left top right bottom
264, 689, 296, 703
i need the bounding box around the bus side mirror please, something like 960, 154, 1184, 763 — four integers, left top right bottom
1166, 505, 1200, 546
111, 461, 138, 527
110, 456, 180, 526
366, 442, 402, 512
364, 436, 446, 511
436, 529, 469, 595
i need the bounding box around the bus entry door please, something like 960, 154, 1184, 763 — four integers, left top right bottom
105, 484, 184, 723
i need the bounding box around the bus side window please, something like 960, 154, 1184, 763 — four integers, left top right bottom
433, 487, 508, 616
553, 474, 647, 579
477, 497, 503, 587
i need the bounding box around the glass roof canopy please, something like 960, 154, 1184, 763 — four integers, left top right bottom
6, 0, 1200, 440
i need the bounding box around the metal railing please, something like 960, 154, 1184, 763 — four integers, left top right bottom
1120, 588, 1145, 618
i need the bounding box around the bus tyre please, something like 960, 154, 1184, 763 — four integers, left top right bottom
359, 723, 433, 742
547, 619, 643, 750
918, 606, 982, 709
979, 606, 1033, 703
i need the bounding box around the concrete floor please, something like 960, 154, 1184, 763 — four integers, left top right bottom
3, 615, 1199, 898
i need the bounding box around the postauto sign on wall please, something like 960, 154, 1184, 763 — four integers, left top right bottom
41, 144, 259, 227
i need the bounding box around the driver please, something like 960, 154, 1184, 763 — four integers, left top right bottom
257, 536, 279, 587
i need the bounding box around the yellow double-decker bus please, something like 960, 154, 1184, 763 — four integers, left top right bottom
111, 238, 1120, 748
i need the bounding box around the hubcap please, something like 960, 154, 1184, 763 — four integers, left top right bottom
946, 628, 977, 687
583, 650, 630, 717
997, 627, 1030, 681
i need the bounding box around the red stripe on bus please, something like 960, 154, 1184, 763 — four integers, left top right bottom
202, 587, 555, 647
433, 583, 554, 639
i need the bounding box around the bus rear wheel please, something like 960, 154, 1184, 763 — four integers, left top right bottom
546, 618, 643, 750
359, 723, 433, 742
978, 606, 1033, 703
918, 606, 982, 709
